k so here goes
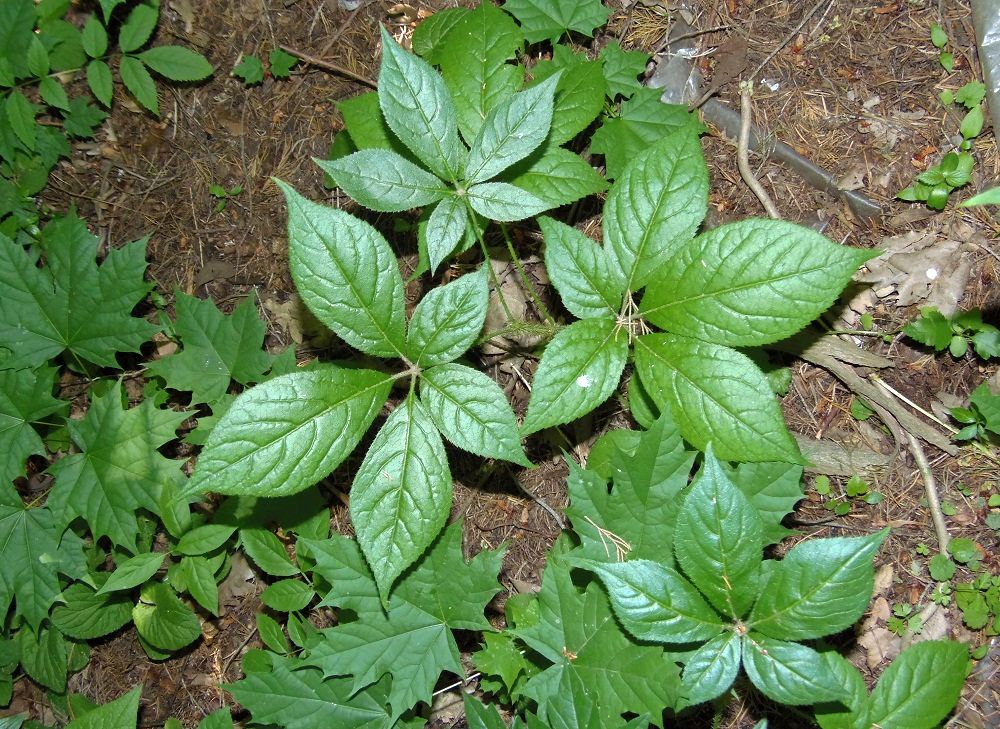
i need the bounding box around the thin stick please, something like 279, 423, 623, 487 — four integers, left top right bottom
278, 43, 377, 88
906, 433, 951, 553
501, 223, 555, 325
746, 0, 832, 82
737, 82, 780, 219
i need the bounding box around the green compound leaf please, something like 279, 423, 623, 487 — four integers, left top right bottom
406, 267, 488, 367
378, 26, 464, 182
521, 318, 628, 435
540, 216, 623, 319
439, 2, 523, 142
278, 180, 407, 358
27, 34, 50, 78
591, 89, 706, 180
39, 77, 70, 111
465, 73, 559, 185
119, 55, 159, 115
133, 582, 201, 652
503, 0, 611, 43
186, 367, 391, 499
146, 292, 273, 406
507, 145, 607, 211
5, 91, 36, 151
742, 635, 849, 706
82, 16, 109, 58
674, 447, 763, 619
51, 581, 133, 640
466, 181, 549, 221
350, 395, 452, 604
729, 461, 804, 546
680, 631, 742, 708
412, 8, 470, 64
47, 383, 189, 551
65, 686, 141, 729
0, 505, 61, 631
634, 333, 801, 464
118, 3, 157, 52
749, 529, 889, 641
336, 91, 413, 159
425, 193, 468, 272
87, 60, 114, 106
641, 220, 874, 346
600, 41, 648, 99
0, 366, 66, 485
534, 52, 605, 145
97, 551, 166, 594
420, 363, 529, 466
603, 132, 708, 291
866, 641, 968, 729
315, 150, 448, 212
138, 46, 213, 81
0, 215, 159, 369
574, 558, 724, 643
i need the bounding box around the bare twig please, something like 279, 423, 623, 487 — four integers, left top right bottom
278, 43, 377, 88
745, 0, 833, 82
906, 433, 951, 553
737, 82, 781, 219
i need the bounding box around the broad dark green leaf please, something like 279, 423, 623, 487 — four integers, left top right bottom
634, 333, 802, 463
507, 145, 607, 209
184, 367, 391, 499
679, 631, 742, 708
600, 41, 648, 99
181, 555, 220, 615
466, 181, 549, 221
87, 60, 114, 106
133, 582, 201, 651
82, 16, 108, 58
535, 54, 605, 145
465, 73, 558, 185
540, 216, 622, 319
6, 91, 37, 152
315, 150, 448, 212
118, 3, 157, 52
814, 650, 870, 729
350, 395, 452, 603
425, 194, 468, 272
26, 38, 48, 88
64, 686, 141, 729
729, 462, 804, 546
406, 267, 488, 367
0, 366, 66, 485
119, 55, 158, 114
175, 523, 237, 556
674, 448, 763, 618
302, 533, 381, 615
255, 612, 289, 654
602, 132, 707, 291
503, 0, 611, 42
641, 220, 874, 346
278, 180, 408, 358
750, 529, 888, 640
742, 635, 849, 705
0, 505, 60, 630
866, 641, 968, 729
97, 551, 165, 594
378, 27, 464, 182
412, 8, 470, 64
260, 579, 314, 612
39, 77, 69, 111
138, 46, 213, 81
464, 693, 509, 729
574, 558, 723, 643
522, 318, 627, 435
51, 582, 133, 640
421, 363, 529, 465
17, 623, 66, 692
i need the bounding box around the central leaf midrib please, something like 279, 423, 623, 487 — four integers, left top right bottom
748, 555, 864, 631
413, 290, 475, 364
466, 92, 543, 184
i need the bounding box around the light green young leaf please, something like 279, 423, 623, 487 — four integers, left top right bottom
679, 631, 742, 708
603, 132, 708, 291
439, 2, 523, 142
750, 529, 888, 640
641, 220, 874, 346
407, 267, 488, 367
315, 150, 448, 212
600, 41, 648, 99
962, 186, 1000, 207
464, 73, 559, 185
337, 91, 413, 159
675, 447, 763, 618
278, 180, 407, 358
39, 77, 70, 111
466, 181, 549, 221
255, 612, 289, 654
119, 55, 159, 114
260, 579, 314, 612
503, 0, 611, 43
521, 318, 627, 435
507, 145, 607, 210
82, 16, 108, 58
241, 527, 300, 576
175, 523, 237, 556
87, 60, 114, 106
0, 366, 66, 485
268, 48, 298, 78
425, 193, 468, 272
51, 581, 133, 640
232, 54, 264, 84
118, 3, 158, 52
350, 395, 452, 603
185, 367, 391, 499
866, 641, 968, 729
137, 46, 214, 81
634, 334, 802, 464
5, 91, 36, 151
742, 635, 849, 705
412, 7, 470, 64
540, 216, 623, 319
378, 26, 464, 182
0, 505, 61, 631
421, 363, 529, 465
65, 686, 141, 729
133, 582, 201, 651
97, 551, 166, 594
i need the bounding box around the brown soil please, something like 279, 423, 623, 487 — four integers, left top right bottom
11, 0, 1000, 726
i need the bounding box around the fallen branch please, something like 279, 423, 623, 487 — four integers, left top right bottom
906, 433, 951, 552
737, 81, 781, 219
278, 43, 377, 89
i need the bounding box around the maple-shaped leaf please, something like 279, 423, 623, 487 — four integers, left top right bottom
301, 522, 505, 720
0, 504, 61, 631
511, 550, 681, 725
567, 411, 695, 563
46, 382, 189, 551
591, 89, 706, 179
504, 0, 611, 43
0, 366, 67, 485
599, 41, 648, 100
146, 293, 273, 405
0, 212, 159, 369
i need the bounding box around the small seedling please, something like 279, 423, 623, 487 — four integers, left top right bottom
233, 49, 299, 85
209, 183, 243, 212
903, 307, 1000, 359
887, 602, 923, 637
